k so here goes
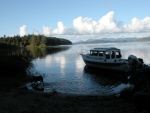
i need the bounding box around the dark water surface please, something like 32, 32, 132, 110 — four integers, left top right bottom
29, 42, 150, 95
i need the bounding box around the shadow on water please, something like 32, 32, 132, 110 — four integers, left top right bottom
83, 66, 129, 86
0, 55, 32, 89
83, 66, 133, 95
0, 45, 71, 90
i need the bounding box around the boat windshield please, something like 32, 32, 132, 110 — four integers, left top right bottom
90, 51, 99, 56
90, 51, 104, 58
98, 51, 103, 56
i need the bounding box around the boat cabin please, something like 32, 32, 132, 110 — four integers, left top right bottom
89, 47, 122, 59
80, 47, 130, 72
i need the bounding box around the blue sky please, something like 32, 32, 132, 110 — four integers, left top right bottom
0, 0, 150, 42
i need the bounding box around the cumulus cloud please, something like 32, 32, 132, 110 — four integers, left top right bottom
73, 11, 120, 34
73, 16, 97, 34
43, 21, 67, 36
123, 17, 150, 32
33, 30, 40, 35
15, 11, 148, 42
43, 11, 123, 36
43, 26, 53, 36
20, 25, 27, 37
42, 11, 150, 37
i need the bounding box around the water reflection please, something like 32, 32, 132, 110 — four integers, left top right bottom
1, 42, 149, 94
26, 46, 71, 58
30, 42, 150, 94
0, 45, 71, 88
83, 66, 134, 94
112, 42, 150, 64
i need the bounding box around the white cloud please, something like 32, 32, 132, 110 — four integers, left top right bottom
33, 30, 40, 36
42, 11, 150, 37
123, 17, 150, 32
73, 16, 97, 34
43, 11, 122, 36
20, 25, 27, 37
98, 11, 120, 33
53, 21, 66, 34
43, 26, 53, 36
73, 11, 121, 34
18, 11, 150, 42
43, 21, 67, 36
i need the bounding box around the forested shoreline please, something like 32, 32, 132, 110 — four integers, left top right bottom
0, 35, 72, 48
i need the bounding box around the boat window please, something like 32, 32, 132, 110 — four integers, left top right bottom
98, 51, 103, 57
105, 51, 110, 59
90, 51, 98, 56
116, 51, 122, 58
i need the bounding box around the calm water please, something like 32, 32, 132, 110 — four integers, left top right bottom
29, 42, 150, 95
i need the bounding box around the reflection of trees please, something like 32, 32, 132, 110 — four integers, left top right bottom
26, 46, 71, 58
0, 46, 71, 88
1, 46, 71, 59
0, 47, 33, 88
26, 47, 47, 58
0, 46, 71, 76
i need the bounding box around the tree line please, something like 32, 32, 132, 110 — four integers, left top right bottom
0, 34, 72, 48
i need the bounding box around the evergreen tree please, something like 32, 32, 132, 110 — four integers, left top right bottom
0, 34, 72, 48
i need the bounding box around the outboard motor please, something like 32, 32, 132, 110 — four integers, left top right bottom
128, 55, 143, 68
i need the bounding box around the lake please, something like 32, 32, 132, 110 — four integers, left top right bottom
29, 42, 150, 95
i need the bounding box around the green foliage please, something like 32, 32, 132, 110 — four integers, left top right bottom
0, 55, 32, 77
0, 53, 33, 88
0, 34, 72, 48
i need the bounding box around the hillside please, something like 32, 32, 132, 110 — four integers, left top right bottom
75, 37, 150, 44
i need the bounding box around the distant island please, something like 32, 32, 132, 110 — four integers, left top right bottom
75, 36, 150, 44
0, 34, 72, 48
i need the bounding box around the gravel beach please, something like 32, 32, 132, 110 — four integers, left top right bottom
0, 88, 136, 113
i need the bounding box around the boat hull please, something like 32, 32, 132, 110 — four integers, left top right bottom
81, 54, 131, 72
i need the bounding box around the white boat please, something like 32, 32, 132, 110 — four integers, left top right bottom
80, 47, 132, 72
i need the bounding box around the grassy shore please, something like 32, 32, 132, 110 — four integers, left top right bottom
0, 88, 136, 113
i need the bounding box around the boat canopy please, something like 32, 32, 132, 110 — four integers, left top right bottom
90, 47, 120, 52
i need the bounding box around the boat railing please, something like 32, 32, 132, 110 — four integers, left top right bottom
80, 49, 90, 55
